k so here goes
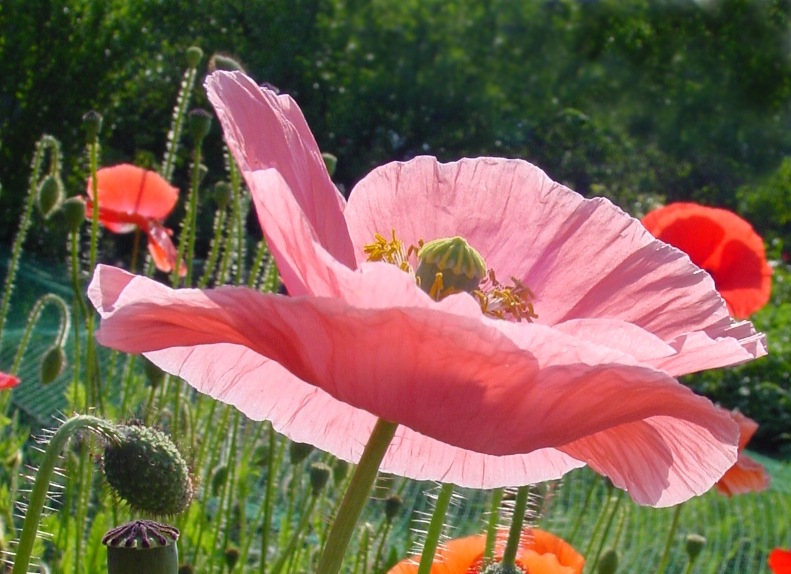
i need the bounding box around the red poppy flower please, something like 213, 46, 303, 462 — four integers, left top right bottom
86, 164, 184, 275
87, 72, 769, 507
0, 371, 19, 390
770, 549, 791, 574
715, 409, 770, 496
642, 203, 772, 319
387, 528, 584, 574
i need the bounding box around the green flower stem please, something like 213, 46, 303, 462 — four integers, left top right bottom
483, 488, 504, 563
248, 239, 270, 288
655, 504, 684, 574
12, 415, 118, 574
0, 135, 60, 353
316, 418, 398, 574
258, 427, 286, 574
161, 63, 199, 183
199, 207, 229, 288
568, 474, 598, 544
589, 489, 624, 572
499, 486, 530, 569
417, 482, 455, 574
270, 492, 320, 574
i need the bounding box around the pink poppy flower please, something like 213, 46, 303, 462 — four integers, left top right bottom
0, 371, 19, 390
88, 71, 767, 507
714, 409, 769, 496
641, 203, 772, 319
86, 164, 185, 275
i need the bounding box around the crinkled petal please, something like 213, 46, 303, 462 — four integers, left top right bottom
89, 265, 738, 504
205, 71, 355, 268
344, 157, 734, 341
87, 164, 178, 220
146, 223, 186, 276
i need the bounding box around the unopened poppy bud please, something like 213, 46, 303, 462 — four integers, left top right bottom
40, 345, 66, 384
211, 464, 228, 496
62, 196, 86, 232
185, 46, 203, 69
416, 236, 487, 298
103, 424, 194, 516
322, 152, 338, 177
37, 174, 64, 220
188, 109, 212, 143
597, 548, 619, 574
178, 565, 195, 574
209, 53, 246, 73
83, 110, 103, 142
103, 519, 179, 574
309, 462, 331, 495
143, 357, 166, 388
289, 441, 314, 465
384, 494, 402, 521
214, 182, 233, 210
685, 534, 706, 562
224, 546, 240, 570
332, 458, 349, 484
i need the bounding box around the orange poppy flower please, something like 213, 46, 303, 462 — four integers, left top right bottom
387, 528, 584, 574
641, 203, 771, 319
86, 164, 184, 275
714, 409, 769, 496
0, 371, 19, 390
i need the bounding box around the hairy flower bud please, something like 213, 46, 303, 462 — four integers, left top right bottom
37, 174, 64, 220
103, 425, 194, 515
309, 462, 331, 495
597, 548, 619, 574
185, 46, 203, 69
83, 110, 103, 142
322, 152, 338, 177
289, 441, 314, 465
62, 196, 86, 233
40, 345, 66, 384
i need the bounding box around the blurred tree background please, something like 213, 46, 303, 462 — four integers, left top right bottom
1, 0, 791, 449
2, 0, 791, 251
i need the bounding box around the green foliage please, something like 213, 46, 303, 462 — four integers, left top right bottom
688, 262, 791, 455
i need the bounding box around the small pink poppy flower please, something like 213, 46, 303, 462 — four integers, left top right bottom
0, 371, 19, 390
88, 71, 767, 507
86, 164, 185, 275
641, 203, 772, 319
714, 409, 770, 496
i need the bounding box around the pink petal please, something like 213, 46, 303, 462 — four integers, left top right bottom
205, 71, 356, 269
89, 265, 738, 503
344, 157, 733, 341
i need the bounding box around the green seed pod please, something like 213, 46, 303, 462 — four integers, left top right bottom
322, 153, 338, 177
103, 520, 179, 574
309, 462, 331, 495
384, 494, 403, 522
40, 345, 66, 384
37, 174, 64, 220
103, 425, 194, 516
178, 565, 194, 574
188, 109, 212, 143
62, 196, 86, 233
185, 46, 204, 69
481, 563, 524, 574
415, 236, 487, 297
685, 534, 706, 562
597, 548, 619, 574
289, 441, 314, 465
83, 110, 103, 142
224, 546, 240, 570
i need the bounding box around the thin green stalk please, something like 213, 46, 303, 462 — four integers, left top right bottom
270, 493, 320, 574
248, 239, 270, 288
10, 293, 70, 374
483, 488, 504, 563
568, 474, 599, 544
11, 415, 118, 574
259, 428, 286, 574
207, 411, 240, 574
582, 489, 614, 561
416, 483, 455, 574
199, 207, 229, 288
174, 143, 204, 286
372, 517, 393, 574
589, 489, 624, 572
655, 504, 684, 574
0, 135, 61, 352
316, 419, 398, 574
499, 486, 530, 570
161, 61, 199, 183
